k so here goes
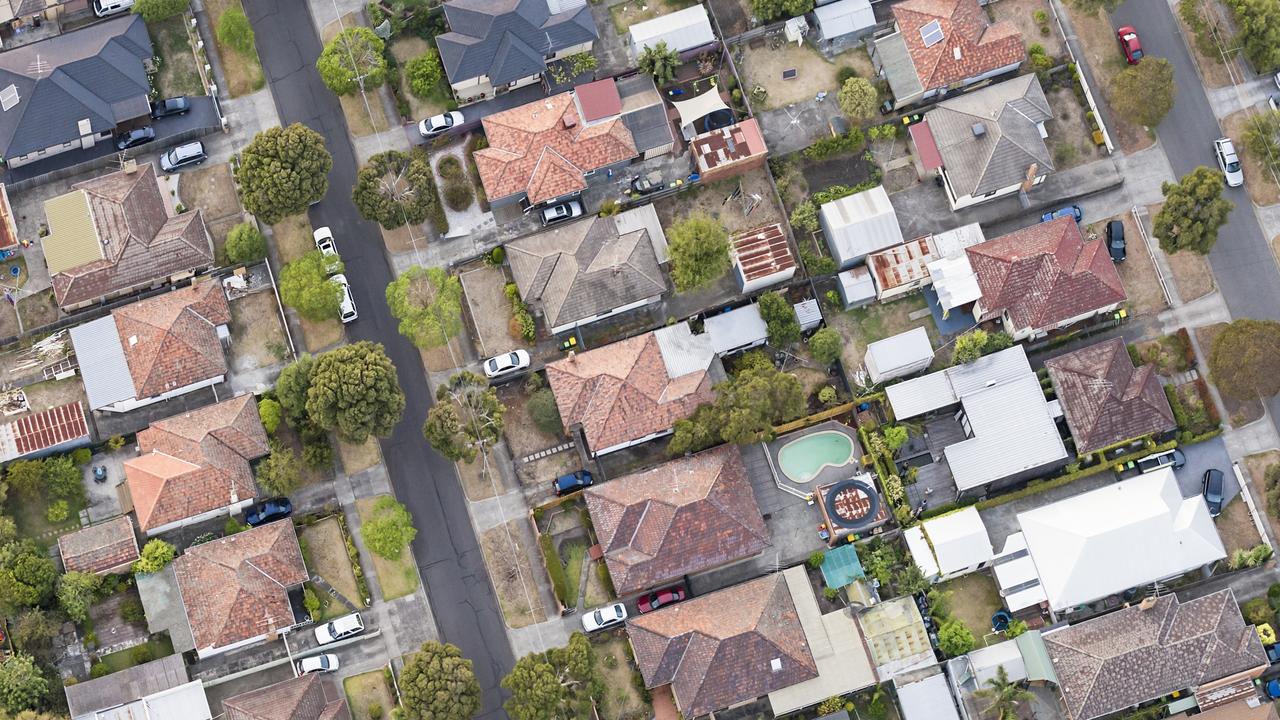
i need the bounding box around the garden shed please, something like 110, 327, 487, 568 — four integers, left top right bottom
705, 303, 769, 356
819, 185, 906, 269
629, 4, 718, 56
864, 327, 934, 383
812, 0, 876, 48
837, 266, 876, 309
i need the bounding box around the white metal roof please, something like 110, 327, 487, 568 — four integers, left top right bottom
992, 532, 1048, 612
885, 344, 1032, 419
904, 526, 938, 578
967, 639, 1027, 685
813, 0, 876, 38
944, 374, 1068, 491
896, 671, 961, 720
819, 186, 905, 267
923, 506, 994, 575
1018, 469, 1227, 611
928, 253, 982, 311
654, 322, 716, 378
705, 304, 768, 355
865, 327, 934, 377
629, 4, 717, 55
794, 298, 822, 330
69, 315, 135, 410
839, 266, 876, 304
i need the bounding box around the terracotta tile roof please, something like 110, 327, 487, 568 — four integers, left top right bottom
692, 118, 768, 172
892, 0, 1025, 91
1045, 338, 1175, 454
0, 401, 89, 462
113, 280, 231, 400
58, 515, 139, 575
223, 674, 350, 720
126, 395, 268, 532
546, 328, 717, 453
628, 574, 818, 717
576, 78, 622, 122
173, 520, 307, 654
732, 223, 794, 283
475, 92, 637, 204
967, 216, 1126, 333
585, 445, 769, 595
1045, 589, 1268, 720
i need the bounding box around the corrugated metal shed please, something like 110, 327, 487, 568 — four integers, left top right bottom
705, 304, 768, 355
944, 374, 1067, 491
813, 0, 876, 39
629, 4, 717, 54
794, 298, 823, 331
819, 186, 906, 268
864, 327, 933, 382
69, 316, 136, 410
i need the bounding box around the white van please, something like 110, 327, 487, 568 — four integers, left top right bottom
93, 0, 134, 17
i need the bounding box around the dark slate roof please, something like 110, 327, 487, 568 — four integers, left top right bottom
0, 13, 153, 160
622, 104, 675, 154
437, 0, 598, 86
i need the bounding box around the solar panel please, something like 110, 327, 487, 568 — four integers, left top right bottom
920, 20, 945, 47
0, 85, 19, 112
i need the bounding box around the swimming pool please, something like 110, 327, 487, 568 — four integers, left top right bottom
777, 430, 856, 483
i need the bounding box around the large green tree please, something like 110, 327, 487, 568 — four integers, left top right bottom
1209, 319, 1280, 402
280, 250, 344, 321
1245, 109, 1280, 177
132, 0, 186, 21
236, 123, 333, 225
838, 77, 879, 121
361, 496, 418, 560
808, 327, 842, 366
56, 571, 101, 624
0, 655, 46, 715
400, 641, 481, 719
0, 543, 55, 610
225, 222, 268, 265
637, 41, 679, 85
750, 0, 815, 22
1110, 58, 1176, 129
306, 342, 406, 443
4, 461, 40, 500
667, 214, 730, 292
938, 620, 976, 657
423, 371, 504, 463
276, 354, 316, 429
758, 292, 800, 347
256, 439, 303, 495
1153, 166, 1234, 254
973, 665, 1033, 720
317, 26, 388, 95
1228, 0, 1280, 73
405, 49, 444, 99
352, 150, 436, 229
668, 364, 805, 454
952, 329, 989, 365
501, 633, 600, 720
385, 266, 463, 349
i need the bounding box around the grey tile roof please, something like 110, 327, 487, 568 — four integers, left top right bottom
622, 103, 675, 154
925, 74, 1053, 197
438, 0, 597, 86
0, 14, 153, 160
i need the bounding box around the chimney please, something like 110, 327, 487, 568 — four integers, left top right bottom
123, 158, 138, 174
562, 113, 577, 129
1139, 596, 1158, 611
567, 350, 576, 362
972, 123, 986, 137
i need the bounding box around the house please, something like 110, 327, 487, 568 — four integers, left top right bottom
1045, 337, 1176, 454
691, 117, 768, 183
911, 75, 1053, 209
870, 0, 1024, 109
65, 654, 211, 720
885, 345, 1068, 498
507, 203, 668, 334
811, 0, 877, 54
628, 4, 717, 58
944, 632, 1061, 717
903, 505, 993, 581
69, 281, 231, 414
857, 595, 935, 677
222, 674, 351, 720
435, 0, 597, 105
576, 74, 674, 159
731, 223, 796, 293
819, 186, 906, 269
43, 162, 215, 311
474, 91, 637, 208
583, 445, 769, 596
967, 216, 1127, 340
1001, 468, 1225, 615
172, 520, 308, 658
123, 395, 267, 536
0, 14, 153, 167
546, 322, 721, 455
0, 401, 90, 462
895, 666, 963, 720
864, 327, 934, 383
705, 302, 768, 356
867, 222, 985, 300
1043, 590, 1267, 720
58, 515, 139, 576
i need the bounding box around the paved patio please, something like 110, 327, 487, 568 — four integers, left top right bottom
764, 420, 863, 494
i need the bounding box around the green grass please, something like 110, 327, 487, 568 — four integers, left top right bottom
563, 541, 587, 607
13, 494, 84, 545
149, 16, 204, 97
355, 497, 420, 602
936, 573, 1003, 647
344, 669, 396, 720
93, 636, 174, 674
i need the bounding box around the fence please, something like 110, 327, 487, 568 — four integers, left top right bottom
1234, 461, 1275, 551
1046, 0, 1115, 153
1131, 205, 1173, 306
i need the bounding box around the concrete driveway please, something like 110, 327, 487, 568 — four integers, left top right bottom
1172, 435, 1237, 504
757, 98, 842, 156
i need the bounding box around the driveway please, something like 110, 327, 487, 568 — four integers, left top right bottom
757, 98, 843, 156
1172, 435, 1237, 503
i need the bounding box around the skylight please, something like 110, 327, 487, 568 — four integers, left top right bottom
920, 20, 945, 47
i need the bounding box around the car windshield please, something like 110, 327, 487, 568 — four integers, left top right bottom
1132, 49, 1143, 59
593, 610, 603, 623
1228, 161, 1241, 172
487, 358, 498, 371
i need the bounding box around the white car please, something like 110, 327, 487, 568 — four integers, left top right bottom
1274, 71, 1280, 90
418, 111, 464, 138
331, 274, 358, 324
483, 349, 531, 379
313, 226, 342, 275
314, 613, 364, 645
1214, 137, 1244, 187
297, 653, 340, 675
540, 199, 584, 226
582, 602, 628, 633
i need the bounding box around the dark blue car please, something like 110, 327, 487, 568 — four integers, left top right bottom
245, 496, 293, 526
1041, 205, 1083, 223
552, 470, 593, 497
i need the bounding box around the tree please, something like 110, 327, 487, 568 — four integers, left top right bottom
216, 7, 255, 56
258, 397, 282, 434
225, 222, 268, 265
667, 214, 730, 292
808, 327, 842, 366
385, 266, 463, 348
352, 150, 436, 229
131, 0, 186, 21
1245, 109, 1280, 176
256, 439, 302, 495
44, 456, 82, 504
883, 425, 909, 452
56, 571, 101, 624
758, 292, 800, 347
236, 123, 333, 225
0, 547, 55, 610
894, 564, 930, 594
973, 665, 1033, 720
527, 388, 563, 437
276, 354, 315, 429
0, 655, 46, 714
10, 610, 55, 656
1228, 0, 1280, 73
133, 539, 177, 575
280, 251, 344, 320
501, 633, 600, 720
1005, 619, 1029, 638
1110, 58, 1175, 128
4, 461, 41, 500
400, 641, 481, 719
938, 620, 976, 657
838, 77, 879, 121
405, 49, 443, 99
423, 371, 504, 462
317, 26, 388, 95
952, 329, 989, 365
669, 364, 807, 454
1209, 319, 1280, 402
1154, 166, 1234, 254
306, 342, 405, 443
362, 496, 418, 560
637, 41, 679, 85
750, 0, 815, 22
1070, 0, 1124, 13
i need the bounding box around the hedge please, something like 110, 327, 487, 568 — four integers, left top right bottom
975, 439, 1179, 510
538, 532, 571, 607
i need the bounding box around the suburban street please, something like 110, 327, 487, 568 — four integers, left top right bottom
239, 1, 515, 716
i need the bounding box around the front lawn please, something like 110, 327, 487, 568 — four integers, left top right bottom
149, 15, 204, 98
299, 517, 367, 609
204, 0, 265, 96
356, 496, 420, 601
590, 634, 652, 719
344, 669, 397, 720
823, 293, 940, 378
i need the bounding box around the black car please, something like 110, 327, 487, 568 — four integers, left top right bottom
115, 126, 155, 150
1202, 469, 1225, 517
630, 175, 664, 196
552, 470, 594, 497
150, 96, 190, 119
245, 496, 293, 526
1106, 220, 1126, 262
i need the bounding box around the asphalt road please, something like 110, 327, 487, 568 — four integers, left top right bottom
240, 2, 515, 716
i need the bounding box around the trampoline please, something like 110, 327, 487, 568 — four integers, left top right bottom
822, 478, 882, 530
701, 108, 735, 133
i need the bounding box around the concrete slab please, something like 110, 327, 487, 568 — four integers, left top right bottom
83, 446, 131, 523
1172, 435, 1237, 504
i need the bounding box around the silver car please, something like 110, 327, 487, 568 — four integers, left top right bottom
418, 111, 463, 138
582, 602, 628, 633
1214, 137, 1244, 187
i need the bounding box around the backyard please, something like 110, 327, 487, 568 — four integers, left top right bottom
738, 43, 876, 110
356, 496, 419, 601
479, 520, 546, 628
92, 635, 174, 675
935, 573, 1003, 648
823, 293, 941, 379
204, 0, 265, 96
322, 14, 391, 137
17, 288, 60, 333
299, 517, 368, 611
149, 16, 204, 98
591, 634, 652, 720
344, 669, 397, 720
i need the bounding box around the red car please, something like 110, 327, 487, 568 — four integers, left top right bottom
1117, 26, 1143, 64
638, 586, 687, 613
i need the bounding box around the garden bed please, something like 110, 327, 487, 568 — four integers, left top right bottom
1131, 329, 1194, 376
355, 496, 419, 601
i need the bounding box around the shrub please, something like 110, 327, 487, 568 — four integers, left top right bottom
45, 501, 68, 523
539, 533, 571, 606
807, 551, 826, 569
527, 389, 563, 437
303, 585, 322, 621
258, 397, 282, 434
120, 597, 146, 623
368, 703, 384, 720
437, 155, 464, 180
71, 448, 92, 466
443, 179, 474, 211
487, 247, 506, 266
224, 516, 247, 535
818, 386, 838, 405
790, 202, 819, 234
107, 435, 126, 451
808, 327, 843, 365
89, 663, 110, 679
131, 645, 154, 664
1033, 8, 1049, 23
404, 49, 443, 99
1243, 597, 1274, 626
216, 7, 256, 57
938, 620, 976, 656
599, 198, 621, 216
303, 440, 334, 470
1006, 619, 1029, 638
1269, 582, 1280, 611
836, 66, 859, 86
823, 586, 841, 601
804, 129, 865, 159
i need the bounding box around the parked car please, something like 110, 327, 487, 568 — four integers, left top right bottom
418, 111, 463, 138
1136, 448, 1186, 474
638, 586, 687, 613
315, 613, 364, 645
93, 0, 133, 17
297, 654, 340, 675
1215, 137, 1244, 187
483, 349, 531, 379
1202, 468, 1225, 516
1268, 643, 1280, 664
1106, 219, 1126, 262
331, 274, 358, 324
150, 96, 190, 119
1270, 93, 1280, 112
552, 470, 593, 497
313, 226, 342, 275
540, 200, 584, 226
582, 603, 627, 633
245, 496, 293, 526
1266, 678, 1280, 700
1116, 26, 1143, 64
115, 126, 155, 150
630, 175, 664, 196
159, 141, 206, 173
1041, 205, 1082, 223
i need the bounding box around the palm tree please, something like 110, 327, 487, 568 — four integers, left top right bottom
973, 665, 1033, 720
638, 41, 680, 85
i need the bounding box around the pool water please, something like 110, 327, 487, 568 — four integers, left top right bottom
778, 430, 855, 483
